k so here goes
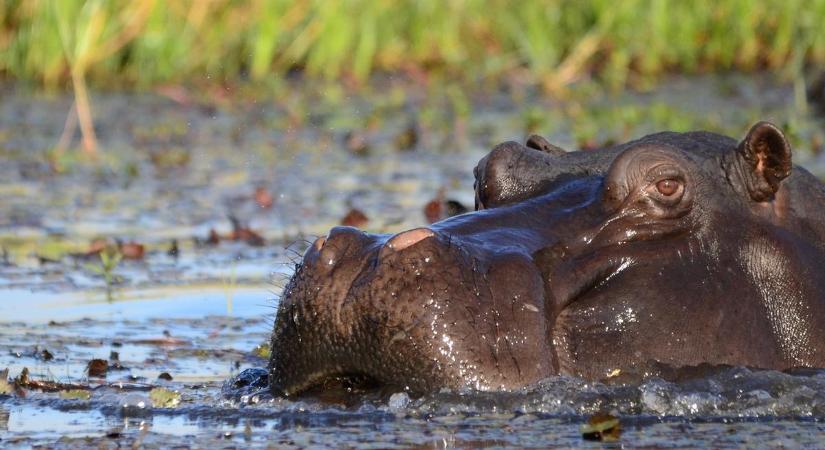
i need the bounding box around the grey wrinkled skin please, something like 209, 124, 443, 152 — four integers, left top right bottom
269, 122, 825, 397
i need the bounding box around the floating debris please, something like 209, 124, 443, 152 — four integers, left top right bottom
109, 351, 127, 371
206, 229, 221, 246
149, 387, 181, 408
0, 368, 10, 395
424, 188, 468, 223
808, 72, 825, 115
423, 198, 441, 223
344, 130, 370, 156
86, 359, 108, 378
71, 238, 144, 261
148, 147, 191, 170
118, 241, 145, 260
36, 254, 60, 265
254, 186, 274, 209
88, 238, 108, 254
167, 239, 180, 257
341, 208, 369, 228
228, 216, 265, 246
252, 342, 271, 359
581, 412, 621, 442
394, 121, 418, 151
39, 348, 53, 361
14, 367, 89, 393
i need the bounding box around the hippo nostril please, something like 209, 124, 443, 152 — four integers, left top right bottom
380, 228, 435, 257
305, 226, 374, 270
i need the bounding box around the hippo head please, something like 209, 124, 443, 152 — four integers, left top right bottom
269, 122, 825, 396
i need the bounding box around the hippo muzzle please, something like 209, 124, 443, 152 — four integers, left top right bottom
269, 223, 557, 396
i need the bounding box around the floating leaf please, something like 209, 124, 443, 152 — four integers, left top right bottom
149, 387, 181, 408
252, 342, 271, 360
59, 389, 91, 401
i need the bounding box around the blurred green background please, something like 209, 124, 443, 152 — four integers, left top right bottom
2, 0, 823, 90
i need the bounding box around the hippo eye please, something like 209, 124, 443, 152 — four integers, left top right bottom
655, 179, 681, 197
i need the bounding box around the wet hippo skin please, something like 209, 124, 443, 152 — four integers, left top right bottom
269, 122, 825, 396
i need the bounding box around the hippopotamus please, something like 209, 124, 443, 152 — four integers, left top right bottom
268, 122, 825, 396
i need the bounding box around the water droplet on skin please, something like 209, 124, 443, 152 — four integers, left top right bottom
523, 303, 539, 313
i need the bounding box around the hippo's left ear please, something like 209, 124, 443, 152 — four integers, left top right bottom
737, 121, 792, 202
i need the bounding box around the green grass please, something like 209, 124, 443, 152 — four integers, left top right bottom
3, 0, 825, 90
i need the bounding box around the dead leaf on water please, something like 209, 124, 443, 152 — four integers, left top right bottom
581, 412, 621, 442
254, 186, 274, 209
341, 208, 369, 228
86, 359, 108, 378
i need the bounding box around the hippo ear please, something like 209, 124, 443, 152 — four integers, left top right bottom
525, 134, 567, 156
737, 121, 792, 202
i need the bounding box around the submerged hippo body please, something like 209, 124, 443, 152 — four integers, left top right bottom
269, 122, 825, 396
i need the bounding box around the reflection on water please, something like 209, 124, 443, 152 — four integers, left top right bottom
0, 284, 275, 324
0, 405, 8, 432
3, 400, 825, 447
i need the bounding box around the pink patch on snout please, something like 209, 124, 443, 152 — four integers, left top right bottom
302, 235, 326, 266
383, 228, 435, 253
312, 236, 326, 251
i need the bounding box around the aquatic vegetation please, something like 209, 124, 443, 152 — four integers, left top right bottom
86, 248, 123, 300
3, 0, 825, 90
223, 261, 238, 316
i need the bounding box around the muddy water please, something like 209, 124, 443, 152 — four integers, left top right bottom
2, 75, 825, 448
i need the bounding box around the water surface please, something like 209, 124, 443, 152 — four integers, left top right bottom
2, 75, 825, 447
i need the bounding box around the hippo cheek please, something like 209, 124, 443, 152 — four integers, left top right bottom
479, 253, 558, 383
